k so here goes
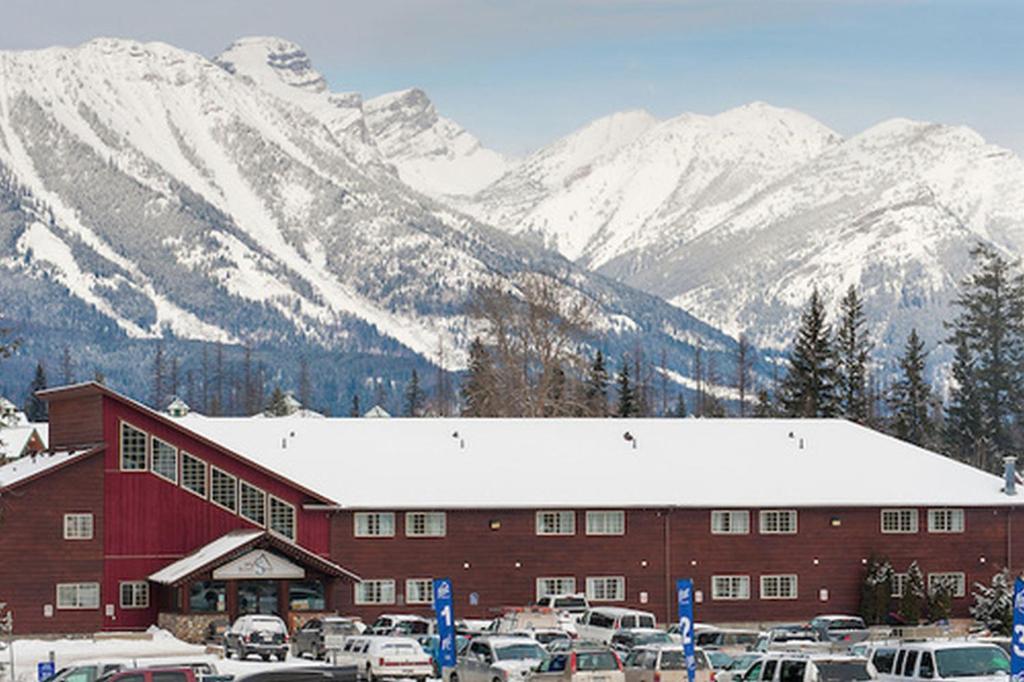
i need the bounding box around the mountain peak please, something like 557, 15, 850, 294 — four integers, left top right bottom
215, 36, 327, 94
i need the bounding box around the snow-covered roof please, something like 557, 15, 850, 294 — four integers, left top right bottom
0, 424, 48, 459
0, 446, 93, 490
363, 405, 390, 418
173, 416, 1021, 509
149, 529, 262, 584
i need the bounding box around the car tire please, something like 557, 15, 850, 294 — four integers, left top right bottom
449, 673, 459, 682
366, 665, 375, 682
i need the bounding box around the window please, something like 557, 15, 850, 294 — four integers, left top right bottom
63, 513, 94, 540
239, 481, 266, 526
780, 661, 807, 682
189, 581, 226, 612
759, 510, 797, 534
210, 467, 237, 512
760, 574, 798, 600
586, 511, 625, 535
181, 452, 207, 498
269, 496, 296, 540
406, 578, 434, 605
928, 572, 966, 598
355, 579, 396, 604
711, 510, 750, 535
56, 583, 100, 609
919, 652, 935, 679
151, 437, 178, 483
891, 573, 908, 598
928, 509, 965, 533
536, 510, 575, 536
355, 512, 395, 537
712, 575, 751, 600
120, 581, 150, 609
120, 422, 148, 471
290, 580, 325, 611
881, 509, 919, 533
903, 651, 919, 677
536, 577, 576, 599
586, 576, 625, 601
406, 512, 446, 537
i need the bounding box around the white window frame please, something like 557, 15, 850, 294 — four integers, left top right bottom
711, 510, 750, 535
405, 511, 446, 537
269, 495, 297, 541
119, 421, 148, 471
406, 578, 435, 605
210, 466, 238, 513
712, 575, 751, 600
355, 579, 396, 605
355, 512, 395, 537
63, 513, 94, 540
585, 511, 625, 536
536, 577, 577, 600
180, 452, 208, 499
881, 509, 919, 534
536, 510, 576, 536
239, 481, 267, 526
759, 510, 797, 535
927, 509, 965, 534
760, 574, 798, 600
119, 581, 150, 609
56, 582, 100, 610
586, 576, 625, 602
150, 437, 178, 484
891, 573, 908, 598
928, 572, 966, 598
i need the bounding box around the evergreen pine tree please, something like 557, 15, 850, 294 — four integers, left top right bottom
754, 388, 774, 418
404, 370, 425, 417
265, 386, 290, 417
584, 350, 609, 417
462, 337, 496, 417
298, 357, 312, 410
899, 561, 926, 624
834, 286, 872, 422
946, 243, 1024, 466
859, 556, 894, 625
944, 330, 986, 466
349, 394, 361, 418
151, 341, 165, 409
61, 346, 73, 385
673, 393, 687, 418
889, 329, 932, 447
970, 568, 1013, 635
616, 356, 635, 418
24, 362, 48, 422
736, 334, 752, 417
780, 289, 838, 417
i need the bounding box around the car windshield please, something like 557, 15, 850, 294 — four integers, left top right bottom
577, 652, 620, 671
534, 632, 569, 645
496, 644, 547, 661
814, 662, 873, 682
637, 633, 673, 645
554, 598, 588, 611
732, 655, 762, 670
935, 647, 1010, 677
638, 616, 656, 628
661, 651, 687, 670
826, 620, 866, 631
708, 652, 734, 669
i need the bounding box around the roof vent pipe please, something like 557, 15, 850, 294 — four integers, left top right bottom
1004, 456, 1017, 495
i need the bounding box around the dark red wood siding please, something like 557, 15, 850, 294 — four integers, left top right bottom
47, 393, 104, 450
0, 453, 105, 635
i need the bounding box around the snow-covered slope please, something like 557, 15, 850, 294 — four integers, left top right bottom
0, 37, 751, 394
363, 88, 510, 197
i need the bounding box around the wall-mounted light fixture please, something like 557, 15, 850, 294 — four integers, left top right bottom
489, 519, 501, 531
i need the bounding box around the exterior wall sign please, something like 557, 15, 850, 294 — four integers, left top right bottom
213, 550, 306, 580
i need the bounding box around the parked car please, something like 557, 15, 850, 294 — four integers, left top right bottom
223, 614, 290, 661
536, 594, 591, 615
490, 608, 578, 637
44, 662, 133, 682
576, 609, 658, 645
714, 655, 764, 682
294, 616, 366, 659
514, 629, 572, 648
96, 669, 197, 682
531, 645, 625, 682
737, 653, 875, 682
232, 667, 358, 682
694, 628, 763, 653
808, 616, 870, 644
622, 645, 713, 682
752, 626, 819, 652
705, 651, 736, 671
416, 634, 471, 677
368, 614, 432, 635
336, 635, 433, 681
609, 629, 676, 656
446, 636, 548, 682
875, 642, 1008, 682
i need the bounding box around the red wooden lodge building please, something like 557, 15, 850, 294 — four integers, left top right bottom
1, 381, 1022, 640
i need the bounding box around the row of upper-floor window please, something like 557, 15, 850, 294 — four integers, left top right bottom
353, 575, 626, 605
352, 508, 965, 538
709, 571, 966, 601
119, 421, 297, 541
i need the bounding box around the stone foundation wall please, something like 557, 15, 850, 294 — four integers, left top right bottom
158, 612, 230, 644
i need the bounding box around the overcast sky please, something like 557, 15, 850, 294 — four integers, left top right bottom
1, 0, 1021, 156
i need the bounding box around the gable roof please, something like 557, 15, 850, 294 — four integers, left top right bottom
0, 446, 104, 491
0, 424, 48, 460
174, 414, 1022, 510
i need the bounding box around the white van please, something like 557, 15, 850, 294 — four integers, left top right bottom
337, 635, 434, 681
576, 607, 657, 644
876, 642, 1008, 682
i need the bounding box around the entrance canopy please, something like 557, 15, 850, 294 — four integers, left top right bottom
149, 529, 360, 586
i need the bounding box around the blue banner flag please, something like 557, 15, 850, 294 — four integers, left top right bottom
38, 662, 56, 682
676, 579, 696, 682
1013, 577, 1024, 682
433, 578, 457, 669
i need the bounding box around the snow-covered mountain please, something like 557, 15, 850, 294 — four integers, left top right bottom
454, 102, 1024, 374
0, 37, 751, 405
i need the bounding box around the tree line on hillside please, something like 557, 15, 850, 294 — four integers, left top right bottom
5, 244, 1023, 473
